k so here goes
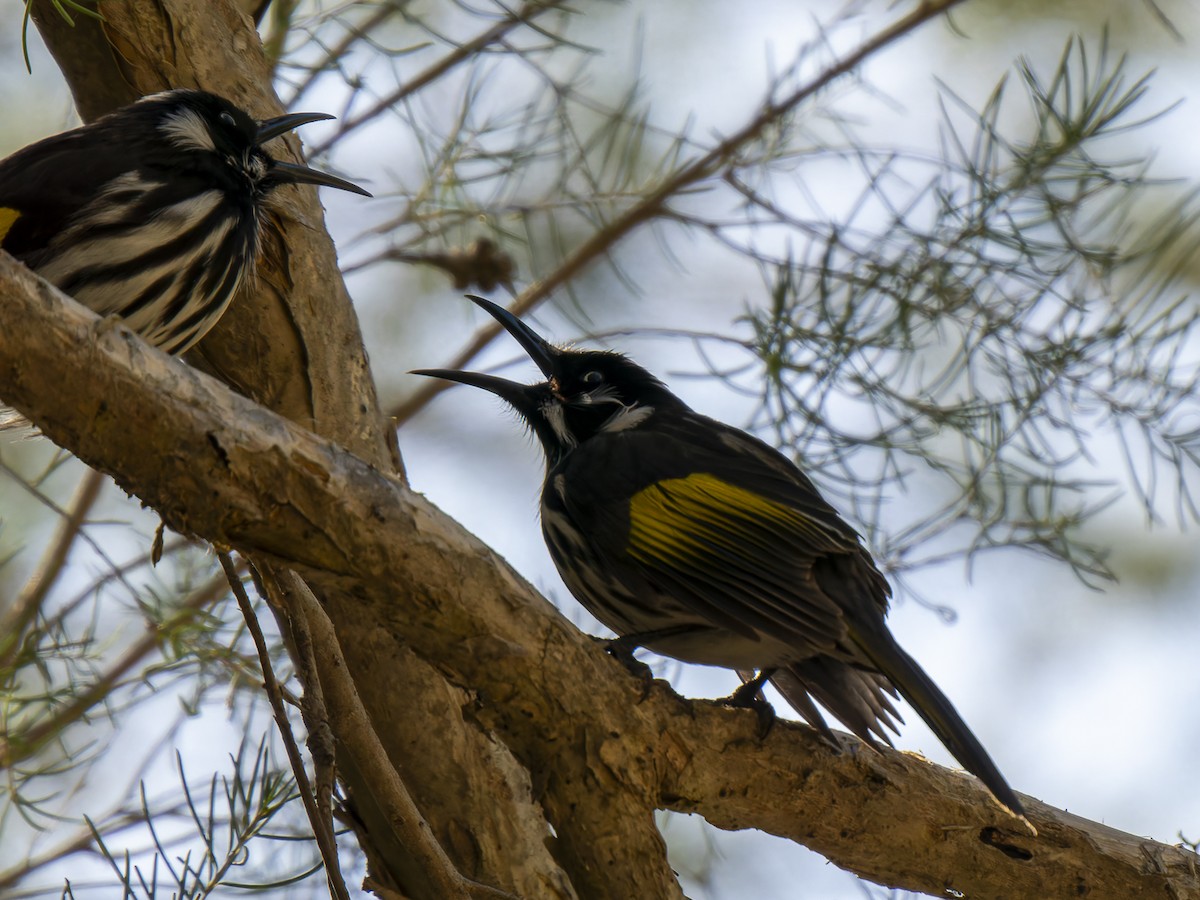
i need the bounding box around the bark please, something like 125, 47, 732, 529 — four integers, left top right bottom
0, 255, 1197, 899
28, 1, 582, 896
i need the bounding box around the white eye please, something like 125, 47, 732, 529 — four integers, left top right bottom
219, 111, 237, 128
582, 371, 603, 385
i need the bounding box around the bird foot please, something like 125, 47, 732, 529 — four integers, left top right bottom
719, 678, 777, 740
599, 636, 656, 702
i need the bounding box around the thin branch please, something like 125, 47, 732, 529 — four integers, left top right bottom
0, 568, 229, 768
219, 552, 351, 900
308, 0, 569, 156
389, 0, 969, 425
276, 570, 516, 900
285, 2, 411, 107
0, 468, 105, 671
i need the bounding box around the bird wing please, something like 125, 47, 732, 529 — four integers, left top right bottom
0, 126, 137, 262
555, 414, 890, 653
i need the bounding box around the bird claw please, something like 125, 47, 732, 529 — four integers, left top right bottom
719, 681, 777, 740
599, 636, 655, 702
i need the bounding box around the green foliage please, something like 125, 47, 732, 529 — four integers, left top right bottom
727, 35, 1200, 593
19, 1, 100, 72
78, 741, 313, 899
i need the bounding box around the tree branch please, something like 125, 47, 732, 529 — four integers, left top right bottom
27, 2, 578, 895
0, 468, 104, 671
220, 553, 353, 900
389, 0, 970, 426
0, 251, 1195, 899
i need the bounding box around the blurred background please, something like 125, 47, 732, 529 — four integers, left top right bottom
1, 1, 1198, 897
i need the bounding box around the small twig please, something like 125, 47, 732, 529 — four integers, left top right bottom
279, 571, 518, 900
286, 2, 407, 107
389, 0, 969, 426
309, 0, 566, 155
268, 569, 339, 877
0, 805, 148, 892
36, 535, 191, 642
0, 569, 229, 768
218, 552, 352, 900
0, 468, 105, 670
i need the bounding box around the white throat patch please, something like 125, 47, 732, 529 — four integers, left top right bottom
542, 402, 577, 447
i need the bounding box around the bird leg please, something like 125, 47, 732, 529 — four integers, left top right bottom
602, 625, 707, 703
719, 668, 778, 739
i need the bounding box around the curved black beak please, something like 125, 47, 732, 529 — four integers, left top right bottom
409, 369, 533, 409
256, 111, 372, 197
256, 111, 334, 144
268, 160, 372, 196
463, 295, 559, 378
411, 297, 562, 409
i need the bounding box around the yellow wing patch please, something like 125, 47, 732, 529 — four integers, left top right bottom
0, 207, 19, 243
627, 472, 831, 564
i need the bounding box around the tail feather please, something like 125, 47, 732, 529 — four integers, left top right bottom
767, 637, 1027, 822
772, 659, 902, 747
852, 627, 1027, 821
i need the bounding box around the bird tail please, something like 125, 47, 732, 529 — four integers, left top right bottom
770, 658, 903, 749
850, 627, 1029, 824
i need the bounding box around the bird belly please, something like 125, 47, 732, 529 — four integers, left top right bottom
546, 528, 793, 669
637, 623, 794, 671
36, 189, 255, 355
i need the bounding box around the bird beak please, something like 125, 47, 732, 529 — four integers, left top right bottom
256, 111, 334, 144
463, 295, 559, 378
268, 160, 372, 196
409, 368, 533, 409
410, 297, 562, 407
256, 111, 372, 197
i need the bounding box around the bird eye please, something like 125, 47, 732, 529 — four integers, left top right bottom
582, 371, 603, 385
219, 111, 237, 129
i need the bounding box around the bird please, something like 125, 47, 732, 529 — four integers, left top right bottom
413, 294, 1028, 824
0, 89, 369, 359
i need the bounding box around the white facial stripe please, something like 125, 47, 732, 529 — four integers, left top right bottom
160, 107, 216, 152
542, 402, 576, 447
601, 404, 654, 433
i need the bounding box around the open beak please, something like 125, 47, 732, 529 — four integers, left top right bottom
256, 111, 335, 143
408, 368, 532, 409
410, 296, 561, 403
256, 111, 372, 197
461, 295, 559, 377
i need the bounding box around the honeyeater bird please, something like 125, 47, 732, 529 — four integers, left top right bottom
413, 295, 1027, 822
0, 89, 368, 358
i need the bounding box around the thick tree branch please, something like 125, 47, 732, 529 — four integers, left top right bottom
0, 256, 1196, 899
27, 2, 580, 895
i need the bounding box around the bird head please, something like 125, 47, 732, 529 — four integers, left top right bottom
145, 90, 370, 197
413, 296, 686, 463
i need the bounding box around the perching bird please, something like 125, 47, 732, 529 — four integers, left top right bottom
413, 295, 1027, 822
0, 89, 368, 357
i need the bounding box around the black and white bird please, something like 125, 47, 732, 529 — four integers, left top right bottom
0, 89, 368, 357
415, 295, 1030, 827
